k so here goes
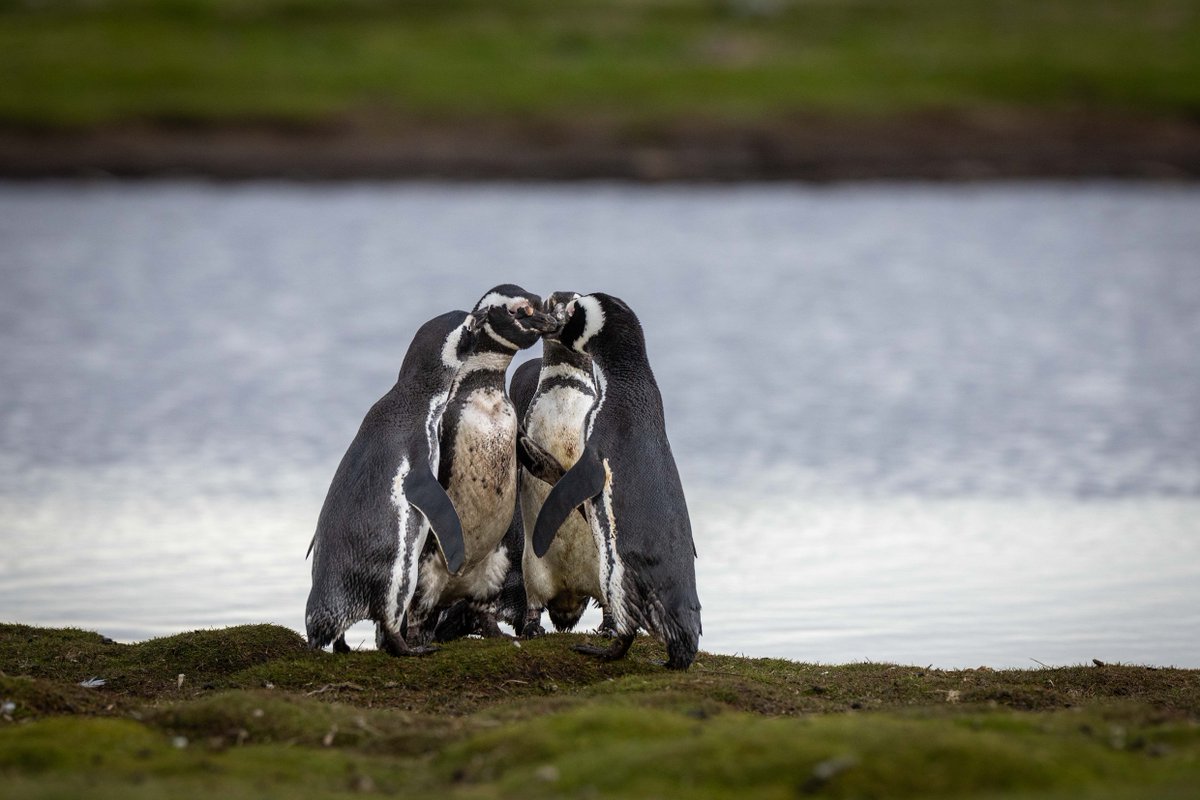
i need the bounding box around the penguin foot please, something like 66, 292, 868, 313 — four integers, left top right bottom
380, 631, 439, 657
572, 633, 635, 662
399, 644, 439, 657
475, 611, 512, 639
333, 635, 351, 654
521, 608, 546, 638
595, 608, 618, 638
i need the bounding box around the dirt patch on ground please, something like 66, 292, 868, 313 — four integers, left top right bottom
3, 112, 1198, 181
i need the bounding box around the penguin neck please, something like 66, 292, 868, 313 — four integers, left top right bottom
542, 340, 591, 372
451, 350, 515, 395
587, 338, 651, 384
589, 348, 660, 410
399, 359, 455, 387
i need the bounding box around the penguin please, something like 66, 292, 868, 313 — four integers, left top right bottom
305, 309, 475, 656
511, 291, 607, 637
406, 284, 560, 642
531, 293, 702, 669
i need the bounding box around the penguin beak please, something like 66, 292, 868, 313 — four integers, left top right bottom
540, 297, 574, 338
522, 310, 562, 335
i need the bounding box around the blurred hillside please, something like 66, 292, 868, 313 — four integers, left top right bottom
2, 0, 1198, 179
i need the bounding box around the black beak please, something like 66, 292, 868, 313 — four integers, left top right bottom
523, 310, 562, 335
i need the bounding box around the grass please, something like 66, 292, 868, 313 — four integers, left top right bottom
1, 0, 1198, 130
2, 623, 1200, 798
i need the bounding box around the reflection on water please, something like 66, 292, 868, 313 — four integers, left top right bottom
1, 181, 1198, 667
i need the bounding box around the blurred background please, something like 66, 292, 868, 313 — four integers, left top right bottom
2, 0, 1198, 178
1, 1, 1198, 668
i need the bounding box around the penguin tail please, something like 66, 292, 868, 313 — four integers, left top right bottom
304, 597, 348, 652
662, 607, 701, 670
547, 599, 588, 632
665, 635, 697, 670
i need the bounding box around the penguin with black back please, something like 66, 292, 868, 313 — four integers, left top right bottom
305, 309, 475, 656
406, 285, 560, 643
531, 293, 701, 669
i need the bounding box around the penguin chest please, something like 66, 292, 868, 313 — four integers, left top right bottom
521, 473, 602, 606
526, 385, 592, 467
446, 388, 518, 566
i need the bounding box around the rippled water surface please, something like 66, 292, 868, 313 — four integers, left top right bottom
1, 181, 1198, 668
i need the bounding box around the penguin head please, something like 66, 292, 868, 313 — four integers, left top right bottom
470, 284, 560, 352
547, 292, 640, 356
540, 291, 593, 367
399, 309, 475, 379
544, 291, 581, 324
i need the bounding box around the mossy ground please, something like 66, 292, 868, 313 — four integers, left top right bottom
2, 623, 1199, 798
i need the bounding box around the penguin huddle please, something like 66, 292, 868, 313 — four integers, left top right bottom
305, 285, 701, 670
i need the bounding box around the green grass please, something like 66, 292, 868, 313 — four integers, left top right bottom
1, 0, 1198, 129
2, 623, 1200, 798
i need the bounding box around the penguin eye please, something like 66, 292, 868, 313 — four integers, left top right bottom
519, 306, 532, 317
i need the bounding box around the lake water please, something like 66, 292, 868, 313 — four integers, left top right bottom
1, 181, 1198, 669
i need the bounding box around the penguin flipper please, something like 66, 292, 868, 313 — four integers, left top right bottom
403, 465, 466, 575
517, 429, 568, 484
518, 429, 587, 524
533, 446, 605, 558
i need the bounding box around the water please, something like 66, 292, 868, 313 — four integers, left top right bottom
1, 181, 1198, 668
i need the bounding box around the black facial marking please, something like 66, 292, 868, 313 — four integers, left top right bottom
557, 303, 588, 351
469, 284, 553, 352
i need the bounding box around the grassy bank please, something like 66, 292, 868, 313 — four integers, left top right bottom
2, 623, 1199, 798
2, 0, 1199, 129
2, 1, 1199, 179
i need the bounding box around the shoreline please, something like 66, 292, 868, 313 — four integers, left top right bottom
3, 112, 1199, 182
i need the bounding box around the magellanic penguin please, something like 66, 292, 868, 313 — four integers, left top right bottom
305, 310, 475, 656
511, 291, 607, 637
532, 293, 701, 669
406, 285, 560, 642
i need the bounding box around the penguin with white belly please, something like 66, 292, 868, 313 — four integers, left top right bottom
532, 293, 701, 669
305, 310, 474, 656
406, 285, 560, 643
510, 291, 608, 637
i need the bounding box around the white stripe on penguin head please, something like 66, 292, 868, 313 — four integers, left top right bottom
476, 291, 530, 313
482, 321, 520, 351
440, 317, 470, 369
474, 291, 534, 351
572, 294, 606, 354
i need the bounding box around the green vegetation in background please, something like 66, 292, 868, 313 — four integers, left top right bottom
2, 623, 1200, 798
0, 0, 1198, 129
